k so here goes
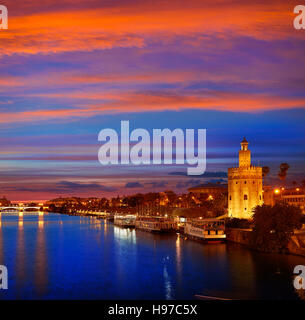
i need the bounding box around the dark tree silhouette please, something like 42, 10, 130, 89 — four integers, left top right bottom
252, 203, 302, 253
278, 163, 290, 184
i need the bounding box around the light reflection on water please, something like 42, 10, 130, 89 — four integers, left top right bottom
0, 213, 305, 300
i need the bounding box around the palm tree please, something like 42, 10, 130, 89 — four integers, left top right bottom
262, 166, 270, 185
278, 163, 290, 186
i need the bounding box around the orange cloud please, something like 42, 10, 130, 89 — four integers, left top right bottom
0, 107, 95, 124
0, 1, 300, 56
0, 0, 303, 124
89, 90, 305, 113
1, 90, 304, 125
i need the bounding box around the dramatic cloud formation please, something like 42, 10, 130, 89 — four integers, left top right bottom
1, 0, 301, 58
0, 0, 304, 199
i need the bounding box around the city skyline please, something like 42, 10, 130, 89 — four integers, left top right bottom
0, 0, 305, 200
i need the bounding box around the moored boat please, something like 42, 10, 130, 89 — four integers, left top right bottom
114, 214, 136, 228
135, 216, 177, 233
184, 218, 226, 242
105, 213, 114, 221
96, 212, 114, 221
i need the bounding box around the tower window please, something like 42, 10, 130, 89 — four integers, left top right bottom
244, 181, 247, 184
229, 195, 232, 200
236, 182, 238, 184
245, 208, 247, 211
260, 195, 262, 200
244, 195, 248, 200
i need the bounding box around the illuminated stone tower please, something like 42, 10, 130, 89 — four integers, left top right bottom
228, 138, 263, 219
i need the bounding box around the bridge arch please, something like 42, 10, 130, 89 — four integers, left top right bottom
0, 206, 41, 213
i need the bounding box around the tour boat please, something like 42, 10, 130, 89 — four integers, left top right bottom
114, 214, 136, 228
104, 213, 114, 221
135, 216, 177, 233
96, 212, 114, 221
184, 218, 226, 242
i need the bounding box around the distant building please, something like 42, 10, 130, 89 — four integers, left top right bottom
228, 138, 263, 219
281, 189, 305, 213
188, 184, 227, 200
265, 187, 305, 214
46, 197, 80, 206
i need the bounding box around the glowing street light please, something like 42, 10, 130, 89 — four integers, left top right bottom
274, 189, 280, 194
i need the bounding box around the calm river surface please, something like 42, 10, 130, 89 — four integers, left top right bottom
0, 213, 305, 300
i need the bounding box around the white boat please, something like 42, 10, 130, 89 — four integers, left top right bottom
114, 214, 136, 228
135, 216, 177, 233
184, 218, 226, 242
96, 212, 114, 221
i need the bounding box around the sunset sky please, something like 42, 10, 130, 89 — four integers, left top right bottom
0, 0, 305, 201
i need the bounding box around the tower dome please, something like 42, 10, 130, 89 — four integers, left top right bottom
241, 137, 249, 151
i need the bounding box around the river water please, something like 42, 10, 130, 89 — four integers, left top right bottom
0, 213, 304, 300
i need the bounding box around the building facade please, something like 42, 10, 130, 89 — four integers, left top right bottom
281, 190, 305, 214
228, 138, 263, 219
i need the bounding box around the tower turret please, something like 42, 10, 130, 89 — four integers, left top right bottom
239, 137, 251, 167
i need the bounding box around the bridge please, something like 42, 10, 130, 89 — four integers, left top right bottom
0, 206, 44, 215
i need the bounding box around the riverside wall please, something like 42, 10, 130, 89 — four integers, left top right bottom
226, 228, 253, 247
226, 228, 305, 257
